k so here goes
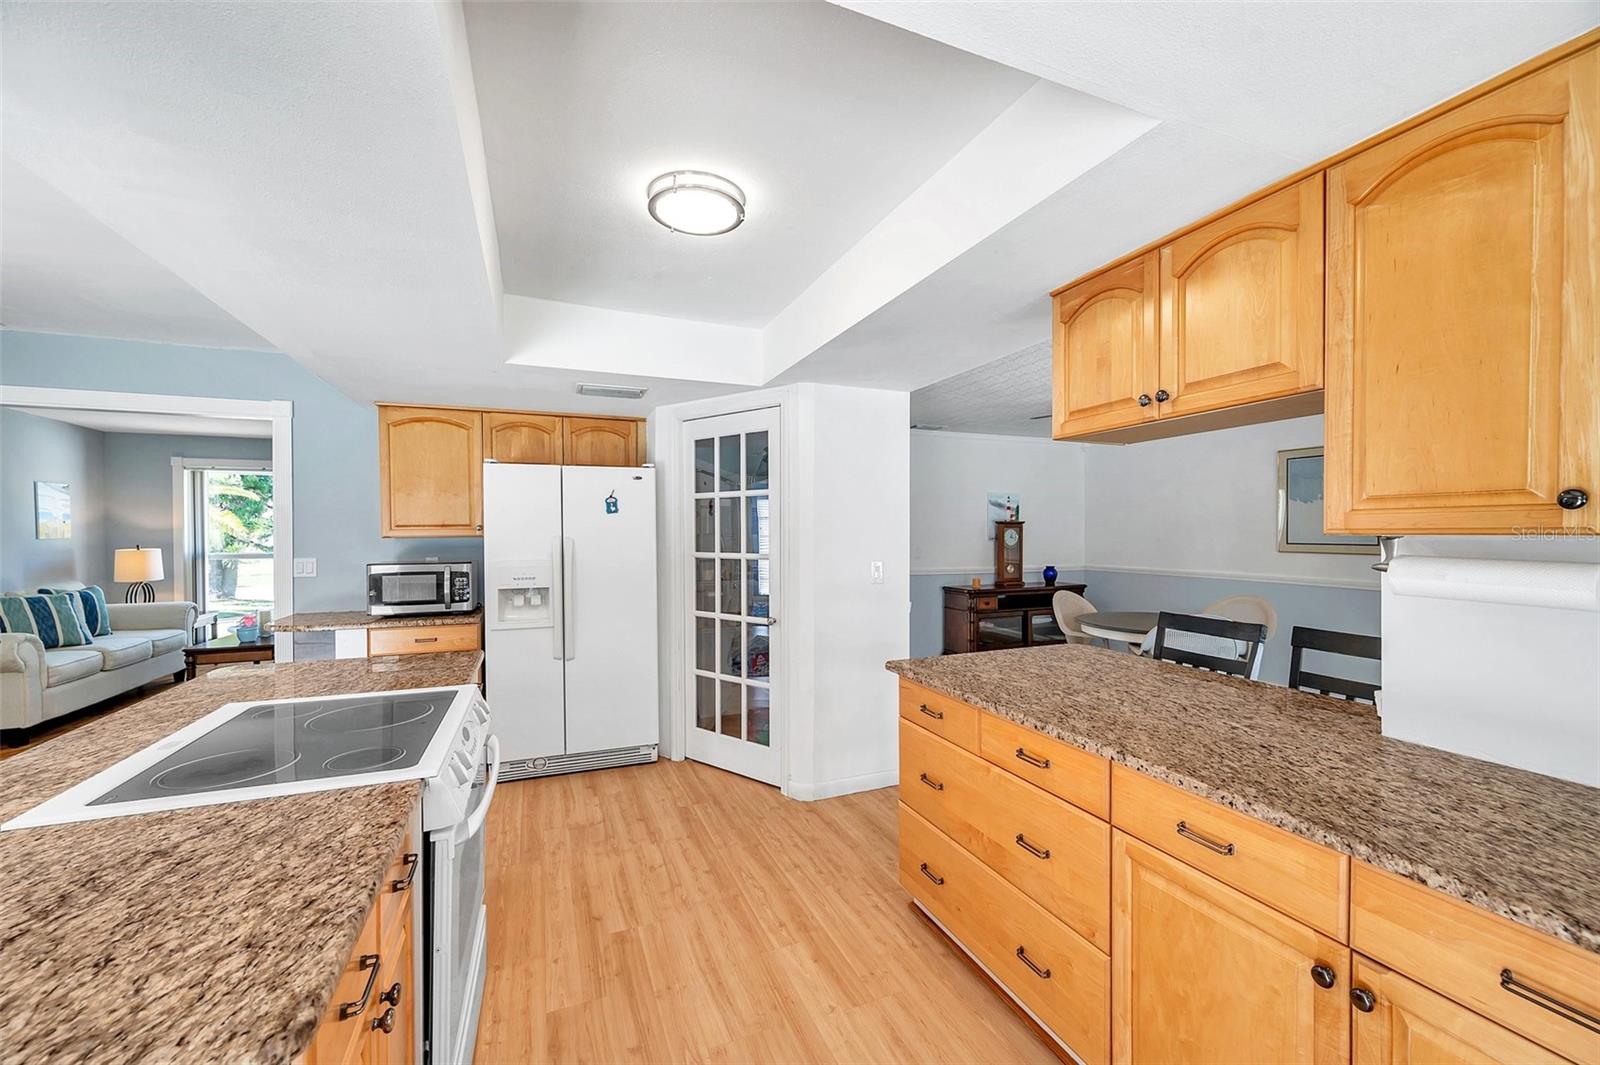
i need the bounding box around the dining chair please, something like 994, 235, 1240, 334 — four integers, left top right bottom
1051, 590, 1098, 645
1151, 612, 1267, 679
1202, 594, 1279, 640
1288, 626, 1382, 702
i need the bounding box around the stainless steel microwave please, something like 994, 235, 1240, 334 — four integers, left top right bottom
366, 562, 477, 616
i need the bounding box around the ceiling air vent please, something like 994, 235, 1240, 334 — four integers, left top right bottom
576, 383, 648, 400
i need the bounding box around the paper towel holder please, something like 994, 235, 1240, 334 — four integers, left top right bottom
1372, 536, 1402, 573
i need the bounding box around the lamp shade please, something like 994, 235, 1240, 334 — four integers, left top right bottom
113, 547, 164, 583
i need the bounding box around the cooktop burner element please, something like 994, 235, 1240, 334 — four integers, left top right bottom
88, 690, 455, 807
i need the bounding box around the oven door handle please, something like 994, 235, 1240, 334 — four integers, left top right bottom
457, 734, 501, 842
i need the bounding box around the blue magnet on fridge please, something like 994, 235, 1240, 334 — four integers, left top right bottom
604, 491, 619, 515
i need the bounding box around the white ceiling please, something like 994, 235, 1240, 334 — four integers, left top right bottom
465, 0, 1037, 327
12, 406, 273, 438
2, 2, 1595, 421
0, 157, 271, 351
910, 342, 1054, 437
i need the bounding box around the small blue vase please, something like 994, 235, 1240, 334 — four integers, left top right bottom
1042, 565, 1058, 586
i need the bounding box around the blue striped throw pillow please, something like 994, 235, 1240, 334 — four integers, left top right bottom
0, 593, 92, 648
38, 585, 112, 637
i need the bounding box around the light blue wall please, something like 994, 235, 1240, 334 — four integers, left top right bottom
0, 330, 481, 611
102, 432, 274, 602
911, 566, 1380, 687
0, 406, 108, 591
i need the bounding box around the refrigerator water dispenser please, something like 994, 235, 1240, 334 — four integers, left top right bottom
490, 561, 554, 629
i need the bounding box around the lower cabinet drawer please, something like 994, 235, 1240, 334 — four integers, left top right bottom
900, 802, 1110, 1064
307, 904, 382, 1065
378, 827, 419, 950
898, 679, 981, 752
368, 623, 481, 657
978, 710, 1109, 821
1352, 863, 1600, 1064
900, 719, 1110, 951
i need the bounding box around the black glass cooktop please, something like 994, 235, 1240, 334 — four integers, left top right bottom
89, 689, 457, 805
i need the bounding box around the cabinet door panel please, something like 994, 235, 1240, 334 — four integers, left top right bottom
1052, 253, 1160, 438
1160, 176, 1324, 417
1326, 48, 1598, 533
563, 417, 642, 466
484, 411, 563, 464
1351, 957, 1569, 1065
379, 406, 483, 537
1113, 831, 1349, 1065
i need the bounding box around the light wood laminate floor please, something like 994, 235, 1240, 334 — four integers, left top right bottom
474, 758, 1055, 1064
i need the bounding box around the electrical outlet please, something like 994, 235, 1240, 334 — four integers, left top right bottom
292, 558, 317, 578
870, 560, 884, 584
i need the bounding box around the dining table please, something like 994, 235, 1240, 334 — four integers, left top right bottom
1077, 610, 1160, 650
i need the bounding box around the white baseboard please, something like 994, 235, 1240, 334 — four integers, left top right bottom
787, 768, 898, 802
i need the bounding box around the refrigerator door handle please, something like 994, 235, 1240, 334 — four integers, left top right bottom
550, 535, 564, 661
563, 536, 576, 661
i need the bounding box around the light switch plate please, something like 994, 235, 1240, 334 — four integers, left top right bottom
870, 560, 884, 584
292, 558, 317, 578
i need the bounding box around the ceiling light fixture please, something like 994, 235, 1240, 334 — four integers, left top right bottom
646, 170, 746, 236
576, 382, 648, 400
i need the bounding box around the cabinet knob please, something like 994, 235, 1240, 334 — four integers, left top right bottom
370, 1006, 396, 1034
1155, 389, 1170, 402
1137, 394, 1153, 407
1557, 488, 1588, 510
380, 981, 402, 1007
1351, 987, 1376, 1012
1310, 964, 1337, 989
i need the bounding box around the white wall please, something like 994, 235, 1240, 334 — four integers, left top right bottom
1085, 414, 1376, 588
911, 429, 1086, 574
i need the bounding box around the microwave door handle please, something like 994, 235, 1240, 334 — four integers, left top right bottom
563, 536, 576, 662
456, 734, 501, 843
549, 536, 564, 660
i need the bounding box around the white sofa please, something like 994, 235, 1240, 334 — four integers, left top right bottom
0, 586, 197, 744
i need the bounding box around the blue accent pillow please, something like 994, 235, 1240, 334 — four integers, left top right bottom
0, 593, 92, 648
38, 585, 112, 637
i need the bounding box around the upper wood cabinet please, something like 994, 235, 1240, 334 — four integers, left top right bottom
378, 406, 483, 538
379, 404, 645, 537
1052, 253, 1160, 438
483, 412, 563, 464
1112, 831, 1350, 1065
1324, 46, 1598, 534
1159, 175, 1324, 418
564, 416, 642, 467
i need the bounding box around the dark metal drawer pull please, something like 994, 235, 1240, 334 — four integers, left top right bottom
414, 636, 439, 644
1500, 969, 1600, 1033
1014, 834, 1052, 860
1176, 820, 1235, 856
919, 772, 944, 792
917, 703, 944, 720
1016, 946, 1052, 980
919, 862, 945, 886
1014, 747, 1051, 769
391, 852, 419, 892
339, 953, 382, 1019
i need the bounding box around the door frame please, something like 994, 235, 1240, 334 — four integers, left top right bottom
652, 386, 798, 794
0, 385, 293, 627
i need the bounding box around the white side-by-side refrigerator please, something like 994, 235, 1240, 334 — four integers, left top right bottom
483, 462, 659, 779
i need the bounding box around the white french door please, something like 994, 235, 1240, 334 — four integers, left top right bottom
685, 408, 779, 785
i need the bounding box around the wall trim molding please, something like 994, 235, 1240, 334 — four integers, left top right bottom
911, 564, 1087, 577
786, 768, 899, 802
1084, 563, 1380, 591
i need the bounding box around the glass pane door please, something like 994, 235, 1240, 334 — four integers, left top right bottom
686, 408, 779, 785
195, 468, 274, 635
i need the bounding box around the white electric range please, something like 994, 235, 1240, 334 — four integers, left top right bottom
1, 684, 499, 1065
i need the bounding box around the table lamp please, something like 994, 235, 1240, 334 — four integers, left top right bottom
113, 546, 164, 603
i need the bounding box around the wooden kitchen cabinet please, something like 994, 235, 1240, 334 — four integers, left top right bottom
378, 405, 483, 538
1324, 45, 1598, 534
1112, 831, 1350, 1064
1158, 175, 1324, 419
1051, 253, 1160, 438
379, 404, 646, 537
483, 411, 563, 464
563, 415, 643, 466
1351, 956, 1570, 1065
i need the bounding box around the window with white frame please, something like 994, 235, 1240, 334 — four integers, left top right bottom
186, 464, 274, 633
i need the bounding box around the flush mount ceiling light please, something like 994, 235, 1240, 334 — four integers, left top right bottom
646, 170, 746, 236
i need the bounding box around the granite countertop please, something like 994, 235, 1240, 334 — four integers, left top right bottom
0, 652, 484, 1064
888, 645, 1600, 954
271, 607, 483, 632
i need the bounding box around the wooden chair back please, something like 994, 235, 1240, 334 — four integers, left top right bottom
1288, 626, 1382, 702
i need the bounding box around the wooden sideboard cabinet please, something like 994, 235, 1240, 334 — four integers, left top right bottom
942, 582, 1087, 655
379, 403, 646, 537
